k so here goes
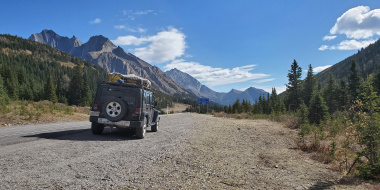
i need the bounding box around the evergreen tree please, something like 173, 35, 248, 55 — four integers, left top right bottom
303, 64, 315, 107
0, 74, 10, 112
286, 59, 302, 111
308, 93, 330, 125
82, 71, 91, 106
68, 64, 85, 105
348, 60, 362, 103
232, 99, 242, 113
270, 88, 278, 114
373, 71, 380, 96
44, 73, 58, 103
323, 73, 338, 114
357, 76, 380, 178
337, 79, 349, 111
266, 93, 272, 114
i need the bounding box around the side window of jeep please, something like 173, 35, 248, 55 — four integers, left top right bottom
143, 91, 148, 105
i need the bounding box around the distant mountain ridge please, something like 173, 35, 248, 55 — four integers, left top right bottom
165, 68, 269, 105
29, 30, 188, 96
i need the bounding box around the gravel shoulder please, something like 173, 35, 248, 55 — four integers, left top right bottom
0, 113, 367, 189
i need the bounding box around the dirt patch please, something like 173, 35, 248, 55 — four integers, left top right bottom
59, 61, 76, 68
168, 103, 189, 113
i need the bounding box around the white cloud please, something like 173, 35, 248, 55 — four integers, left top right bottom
318, 45, 329, 51
127, 27, 147, 33
314, 65, 332, 73
323, 35, 337, 41
114, 25, 147, 33
319, 39, 375, 51
330, 6, 380, 39
320, 6, 380, 51
112, 36, 148, 46
90, 18, 101, 24
250, 86, 287, 94
112, 28, 186, 63
253, 78, 275, 83
114, 25, 126, 29
122, 10, 156, 20
164, 60, 269, 86
275, 86, 287, 94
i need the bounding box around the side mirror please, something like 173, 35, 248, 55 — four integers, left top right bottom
154, 101, 158, 107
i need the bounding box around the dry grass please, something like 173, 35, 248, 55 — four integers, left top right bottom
168, 103, 190, 113
59, 61, 76, 68
212, 112, 299, 128
0, 100, 89, 126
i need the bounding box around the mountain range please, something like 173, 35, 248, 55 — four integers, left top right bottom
165, 68, 268, 105
29, 30, 269, 106
29, 30, 187, 96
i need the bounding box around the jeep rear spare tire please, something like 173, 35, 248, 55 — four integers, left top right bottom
102, 98, 128, 122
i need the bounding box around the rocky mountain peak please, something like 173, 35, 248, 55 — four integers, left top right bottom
165, 68, 202, 91
70, 35, 82, 47
229, 89, 242, 94
85, 35, 116, 52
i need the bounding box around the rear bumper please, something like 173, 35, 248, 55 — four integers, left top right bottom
90, 116, 142, 128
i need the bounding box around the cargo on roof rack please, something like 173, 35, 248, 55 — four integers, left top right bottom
108, 72, 151, 90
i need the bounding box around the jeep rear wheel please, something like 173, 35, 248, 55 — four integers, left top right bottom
136, 117, 147, 139
91, 122, 104, 135
103, 98, 128, 122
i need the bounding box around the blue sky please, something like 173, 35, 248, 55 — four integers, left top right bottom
1, 0, 380, 93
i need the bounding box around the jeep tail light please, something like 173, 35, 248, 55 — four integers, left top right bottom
92, 104, 99, 111
134, 108, 141, 115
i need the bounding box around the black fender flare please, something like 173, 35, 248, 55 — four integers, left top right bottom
152, 110, 160, 123
141, 112, 149, 127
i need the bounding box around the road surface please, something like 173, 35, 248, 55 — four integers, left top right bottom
0, 113, 348, 189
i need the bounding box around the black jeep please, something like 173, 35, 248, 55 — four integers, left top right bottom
89, 73, 160, 139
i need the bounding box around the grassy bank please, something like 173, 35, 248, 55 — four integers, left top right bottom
0, 100, 89, 126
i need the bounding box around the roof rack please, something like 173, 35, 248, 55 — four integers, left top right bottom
108, 72, 151, 90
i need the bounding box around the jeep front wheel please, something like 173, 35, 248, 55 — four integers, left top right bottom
151, 118, 159, 132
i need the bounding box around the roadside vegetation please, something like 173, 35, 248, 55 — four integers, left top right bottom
0, 100, 89, 126
217, 59, 380, 180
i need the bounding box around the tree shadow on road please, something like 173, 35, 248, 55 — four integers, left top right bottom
309, 181, 335, 190
23, 127, 153, 141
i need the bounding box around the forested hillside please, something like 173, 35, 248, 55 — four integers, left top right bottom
0, 34, 108, 106
317, 39, 380, 84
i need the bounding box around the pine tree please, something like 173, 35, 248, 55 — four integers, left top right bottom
81, 71, 91, 106
303, 64, 315, 107
286, 59, 302, 111
68, 64, 85, 105
44, 73, 58, 103
337, 79, 349, 111
0, 73, 10, 112
323, 73, 338, 114
356, 76, 380, 178
348, 60, 362, 103
232, 99, 242, 113
308, 93, 330, 125
373, 71, 380, 96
